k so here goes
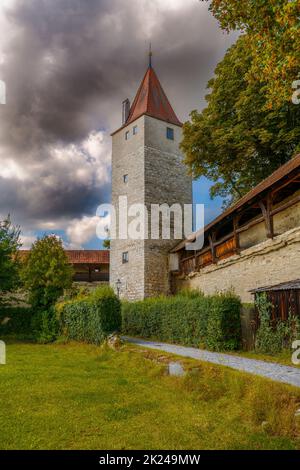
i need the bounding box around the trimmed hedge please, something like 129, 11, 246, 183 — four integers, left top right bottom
57, 286, 121, 345
206, 294, 242, 351
122, 291, 241, 351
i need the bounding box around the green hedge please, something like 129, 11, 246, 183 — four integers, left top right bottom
206, 294, 242, 351
0, 306, 34, 339
57, 286, 121, 345
0, 306, 58, 343
122, 291, 241, 351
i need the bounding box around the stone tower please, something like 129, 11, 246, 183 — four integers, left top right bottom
110, 59, 192, 300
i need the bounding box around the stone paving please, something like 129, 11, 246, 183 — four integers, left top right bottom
122, 336, 300, 388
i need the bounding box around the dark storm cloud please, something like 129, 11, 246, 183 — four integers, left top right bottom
0, 0, 236, 241
0, 170, 110, 226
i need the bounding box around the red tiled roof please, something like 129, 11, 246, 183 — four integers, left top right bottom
112, 65, 182, 135
65, 250, 109, 264
127, 65, 182, 127
19, 250, 110, 264
172, 153, 300, 252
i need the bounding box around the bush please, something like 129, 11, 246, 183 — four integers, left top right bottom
58, 286, 121, 345
122, 291, 241, 351
206, 293, 242, 351
0, 306, 34, 339
0, 216, 21, 300
31, 308, 59, 344
21, 235, 73, 311
0, 305, 59, 343
255, 293, 300, 354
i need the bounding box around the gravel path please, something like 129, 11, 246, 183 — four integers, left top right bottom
123, 336, 300, 388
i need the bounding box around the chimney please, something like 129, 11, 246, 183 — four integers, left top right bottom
122, 99, 130, 125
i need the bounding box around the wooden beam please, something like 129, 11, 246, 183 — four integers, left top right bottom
233, 215, 240, 253
180, 254, 197, 263
195, 246, 211, 258
271, 173, 300, 196
209, 232, 217, 263
258, 200, 270, 236
267, 192, 274, 238
213, 232, 235, 247
259, 194, 274, 238
236, 215, 265, 234
235, 192, 299, 235
271, 194, 300, 216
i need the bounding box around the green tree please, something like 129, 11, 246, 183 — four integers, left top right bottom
181, 35, 300, 205
210, 0, 300, 108
0, 216, 21, 302
103, 238, 110, 250
22, 235, 73, 311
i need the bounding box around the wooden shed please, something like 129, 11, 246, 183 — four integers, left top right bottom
250, 280, 300, 323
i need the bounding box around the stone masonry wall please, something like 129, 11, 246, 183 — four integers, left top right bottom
174, 226, 300, 303
110, 114, 192, 300
110, 115, 146, 300
144, 116, 192, 297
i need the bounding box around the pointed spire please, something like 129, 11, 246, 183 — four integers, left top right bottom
149, 42, 152, 68
124, 61, 182, 128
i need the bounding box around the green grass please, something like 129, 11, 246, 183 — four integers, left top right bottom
0, 341, 300, 450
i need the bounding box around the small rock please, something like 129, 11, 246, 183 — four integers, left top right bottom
261, 421, 270, 432
107, 333, 122, 350
168, 362, 185, 377
1, 317, 11, 326
295, 409, 300, 418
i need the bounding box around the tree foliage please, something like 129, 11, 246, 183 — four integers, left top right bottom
22, 235, 73, 310
210, 0, 300, 108
103, 238, 111, 250
0, 216, 21, 300
181, 35, 300, 204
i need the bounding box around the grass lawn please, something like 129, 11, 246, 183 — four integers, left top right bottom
0, 341, 300, 450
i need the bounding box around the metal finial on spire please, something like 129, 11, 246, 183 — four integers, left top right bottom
149, 42, 152, 68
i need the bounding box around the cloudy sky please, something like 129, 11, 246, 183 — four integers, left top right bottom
0, 0, 236, 249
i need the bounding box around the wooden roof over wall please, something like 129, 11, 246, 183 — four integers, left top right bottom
172, 153, 300, 252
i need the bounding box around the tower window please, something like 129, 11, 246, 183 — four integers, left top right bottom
122, 252, 129, 264
125, 131, 130, 140
133, 125, 138, 135
123, 174, 128, 183
166, 127, 174, 140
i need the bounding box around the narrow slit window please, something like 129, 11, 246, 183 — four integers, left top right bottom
122, 252, 129, 264
123, 174, 128, 183
166, 127, 174, 140
125, 131, 130, 140
133, 125, 138, 135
